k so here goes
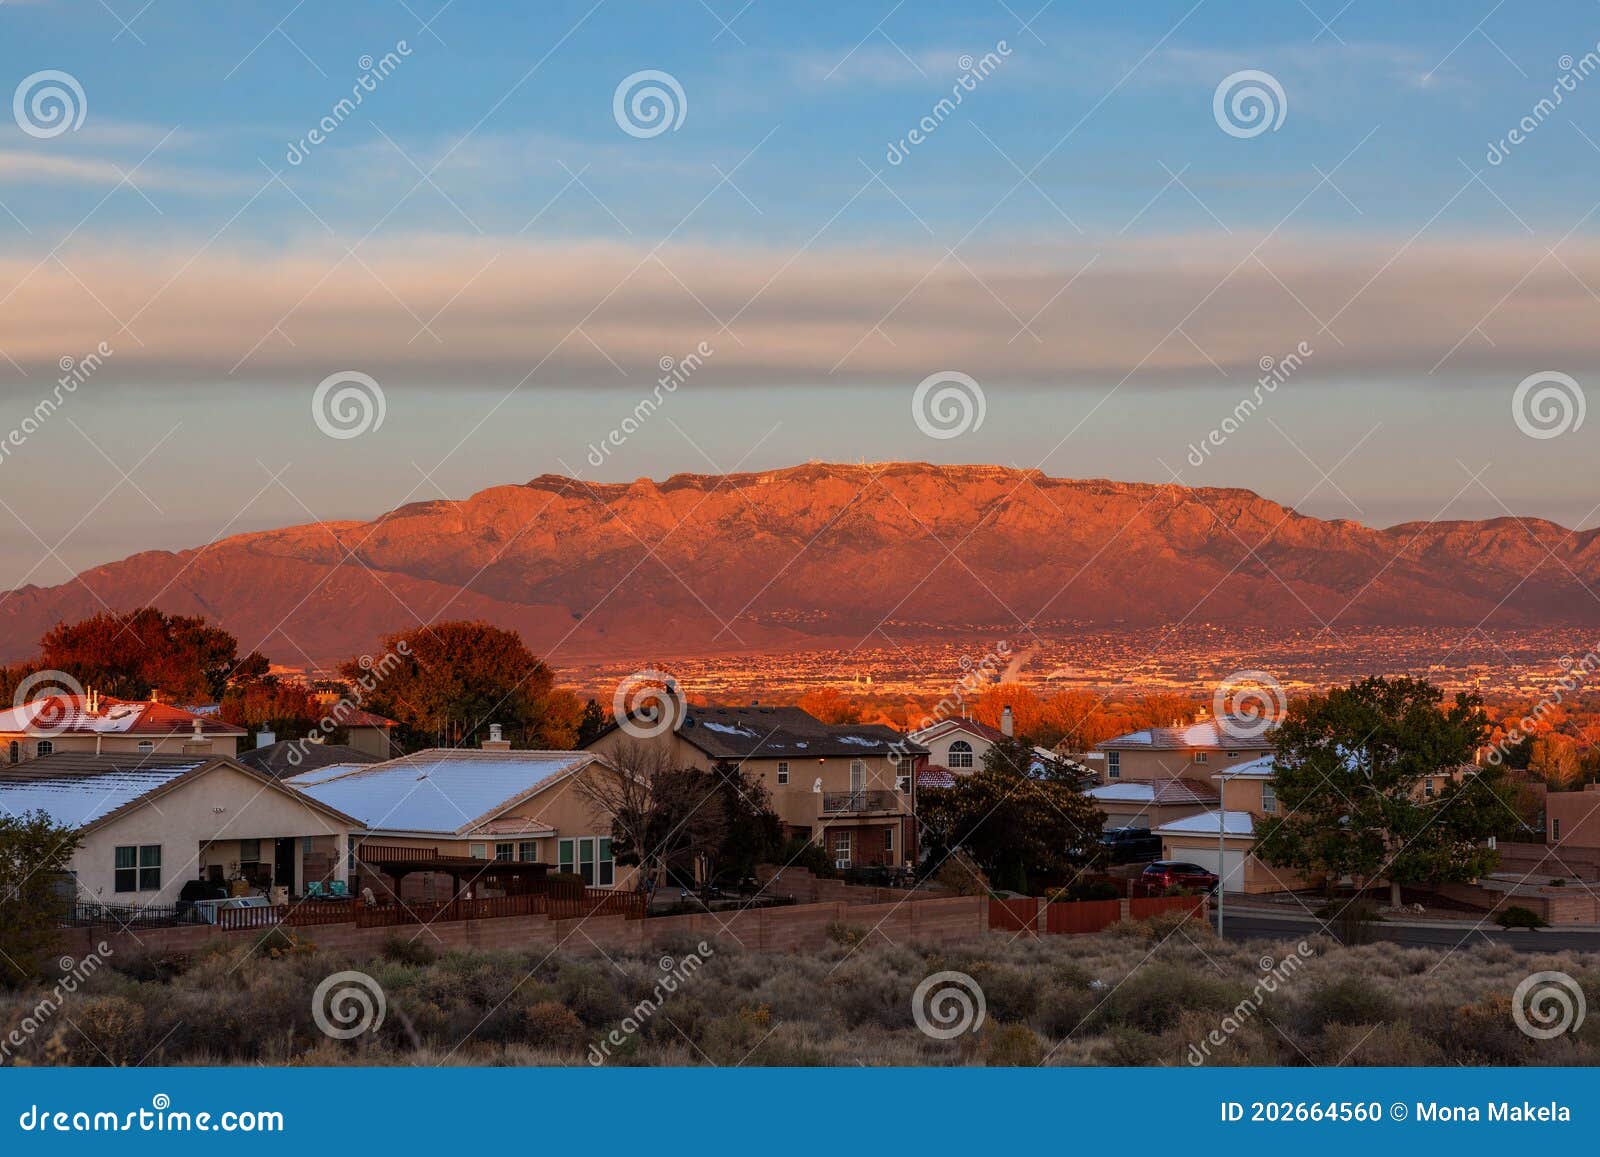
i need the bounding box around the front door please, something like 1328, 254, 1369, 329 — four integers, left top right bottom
273, 838, 297, 893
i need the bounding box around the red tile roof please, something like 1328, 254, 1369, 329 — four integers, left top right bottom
0, 694, 246, 738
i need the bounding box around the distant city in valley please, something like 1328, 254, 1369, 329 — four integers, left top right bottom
556, 624, 1596, 706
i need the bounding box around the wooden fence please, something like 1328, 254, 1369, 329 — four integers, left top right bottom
989, 893, 1206, 936
1045, 898, 1122, 934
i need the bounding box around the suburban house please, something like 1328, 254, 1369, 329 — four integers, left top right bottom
1546, 785, 1600, 854
1092, 716, 1274, 784
909, 710, 1078, 780
238, 738, 380, 779
1152, 753, 1473, 894
586, 702, 926, 870
0, 690, 246, 764
1085, 777, 1220, 829
1152, 753, 1296, 893
310, 695, 400, 759
0, 751, 357, 906
287, 742, 636, 899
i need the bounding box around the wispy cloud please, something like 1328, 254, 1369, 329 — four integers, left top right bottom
0, 229, 1593, 388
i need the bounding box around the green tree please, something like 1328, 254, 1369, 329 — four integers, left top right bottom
339, 620, 582, 752
708, 759, 785, 881
918, 735, 1104, 894
0, 812, 80, 988
1255, 676, 1504, 906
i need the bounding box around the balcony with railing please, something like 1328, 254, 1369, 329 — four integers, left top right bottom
820, 789, 903, 815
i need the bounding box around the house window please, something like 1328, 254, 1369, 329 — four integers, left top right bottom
35, 740, 53, 757
564, 836, 614, 886
469, 843, 488, 859
495, 842, 514, 861
137, 740, 154, 753
833, 830, 853, 867
948, 740, 974, 769
1227, 752, 1239, 758
598, 837, 614, 886
883, 826, 895, 854
776, 761, 789, 785
518, 841, 539, 862
239, 839, 261, 867
1107, 751, 1120, 778
7, 741, 15, 764
1194, 752, 1208, 764
116, 845, 161, 892
1554, 818, 1562, 841
1260, 784, 1277, 814
895, 757, 915, 791
558, 839, 574, 874
1424, 778, 1435, 798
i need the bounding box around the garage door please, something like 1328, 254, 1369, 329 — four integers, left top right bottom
1182, 847, 1246, 893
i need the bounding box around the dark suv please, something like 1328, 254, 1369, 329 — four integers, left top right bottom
1098, 827, 1162, 863
1140, 861, 1220, 892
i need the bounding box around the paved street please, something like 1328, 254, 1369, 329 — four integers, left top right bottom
1215, 909, 1600, 951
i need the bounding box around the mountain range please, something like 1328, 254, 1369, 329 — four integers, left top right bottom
4, 462, 1597, 668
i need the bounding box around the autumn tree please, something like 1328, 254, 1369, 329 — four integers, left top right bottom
218, 679, 324, 744
798, 686, 863, 725
35, 608, 261, 702
0, 812, 79, 987
917, 731, 1105, 894
339, 621, 581, 752
1255, 676, 1507, 906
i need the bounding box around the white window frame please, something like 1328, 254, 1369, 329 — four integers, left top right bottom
137, 740, 154, 753
1107, 751, 1120, 778
1260, 784, 1277, 814
469, 842, 488, 860
517, 840, 539, 862
35, 740, 53, 757
948, 740, 974, 769
832, 829, 853, 868
883, 826, 895, 854
1193, 751, 1208, 764
776, 761, 789, 785
494, 842, 514, 861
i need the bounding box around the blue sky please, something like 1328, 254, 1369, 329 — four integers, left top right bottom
2, 0, 1600, 584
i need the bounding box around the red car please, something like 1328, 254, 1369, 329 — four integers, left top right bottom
1140, 860, 1220, 893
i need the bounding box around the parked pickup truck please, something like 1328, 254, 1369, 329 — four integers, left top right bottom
1097, 827, 1163, 863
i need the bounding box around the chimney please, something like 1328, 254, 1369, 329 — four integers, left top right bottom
1001, 705, 1014, 737
256, 729, 276, 749
192, 717, 204, 739
481, 722, 511, 751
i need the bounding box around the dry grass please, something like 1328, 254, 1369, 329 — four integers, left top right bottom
6, 918, 1600, 1066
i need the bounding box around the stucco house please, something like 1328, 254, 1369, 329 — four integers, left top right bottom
0, 690, 245, 764
909, 711, 1076, 780
1085, 777, 1220, 830
1093, 716, 1274, 784
287, 745, 636, 898
1153, 754, 1289, 893
586, 702, 926, 870
0, 751, 357, 906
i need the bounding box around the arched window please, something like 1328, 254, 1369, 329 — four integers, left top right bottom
36, 740, 54, 757
948, 740, 974, 768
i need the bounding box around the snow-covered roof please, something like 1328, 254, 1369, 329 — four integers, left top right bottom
0, 694, 245, 738
1154, 809, 1256, 837
288, 748, 600, 836
1215, 754, 1277, 779
1098, 719, 1275, 752
0, 761, 204, 828
1088, 779, 1220, 805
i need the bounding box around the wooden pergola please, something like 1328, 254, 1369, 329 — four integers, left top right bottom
356, 845, 551, 900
